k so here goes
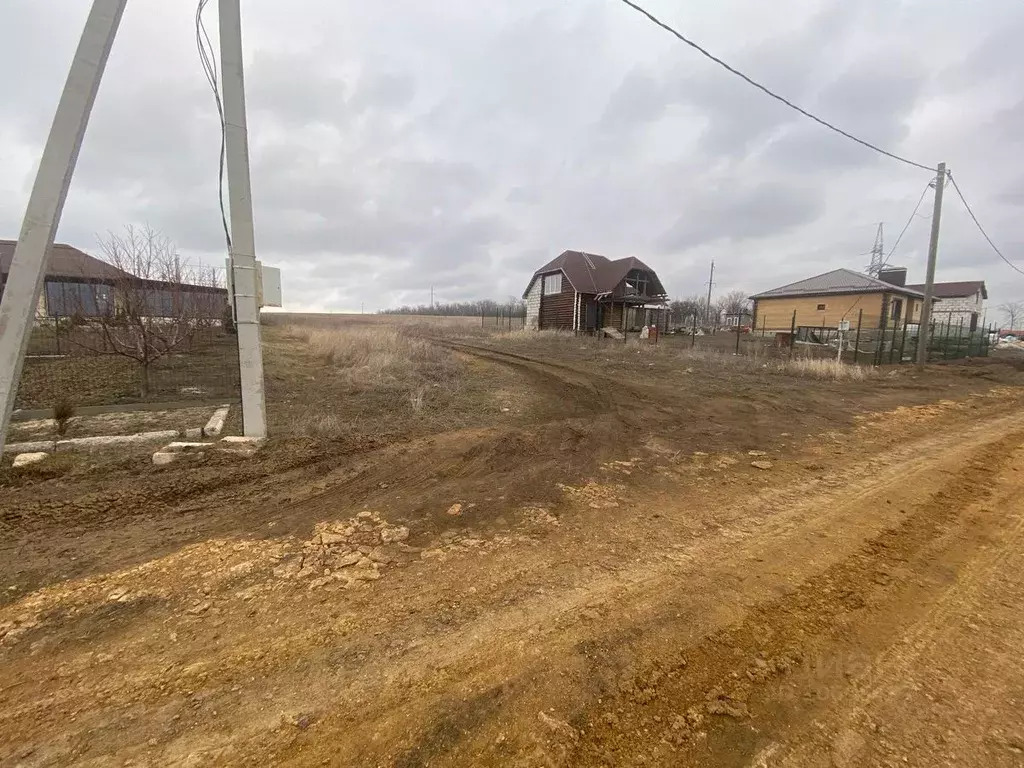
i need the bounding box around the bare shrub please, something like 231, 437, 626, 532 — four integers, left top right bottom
52, 398, 76, 440
409, 385, 427, 413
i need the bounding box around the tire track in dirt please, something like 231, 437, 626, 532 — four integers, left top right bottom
557, 424, 1024, 767
294, 415, 1024, 768
373, 413, 1024, 767
257, 341, 632, 535
766, 441, 1024, 767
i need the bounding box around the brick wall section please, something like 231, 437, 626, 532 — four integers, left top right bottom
525, 276, 542, 330
930, 291, 984, 329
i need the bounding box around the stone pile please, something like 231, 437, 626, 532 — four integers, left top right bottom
273, 510, 414, 589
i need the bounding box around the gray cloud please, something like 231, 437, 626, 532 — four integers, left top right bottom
1, 0, 1023, 312
659, 180, 825, 251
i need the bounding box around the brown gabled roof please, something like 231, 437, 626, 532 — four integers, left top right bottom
905, 281, 987, 300
0, 239, 133, 282
524, 250, 667, 298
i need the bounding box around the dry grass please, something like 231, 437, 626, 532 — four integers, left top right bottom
485, 328, 877, 381
781, 357, 874, 380
272, 325, 464, 438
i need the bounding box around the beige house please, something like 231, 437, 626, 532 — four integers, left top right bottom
750, 267, 929, 336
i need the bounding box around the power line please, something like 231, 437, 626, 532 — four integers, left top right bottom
195, 0, 231, 248
946, 172, 1024, 277
843, 183, 933, 320
879, 181, 932, 271
616, 0, 936, 174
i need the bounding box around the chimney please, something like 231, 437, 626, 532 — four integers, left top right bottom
878, 267, 907, 287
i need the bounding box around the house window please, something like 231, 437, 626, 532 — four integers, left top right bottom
44, 281, 110, 317
542, 273, 562, 295
890, 298, 903, 322
624, 269, 650, 297
816, 303, 826, 311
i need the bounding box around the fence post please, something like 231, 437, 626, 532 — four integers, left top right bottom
734, 325, 741, 354
899, 321, 909, 364
691, 312, 697, 348
788, 310, 797, 360
853, 309, 863, 364
761, 314, 766, 338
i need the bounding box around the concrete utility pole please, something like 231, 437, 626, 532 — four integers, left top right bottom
704, 260, 715, 330
0, 0, 127, 456
916, 162, 946, 369
219, 0, 267, 437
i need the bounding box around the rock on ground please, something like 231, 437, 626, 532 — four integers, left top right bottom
12, 452, 48, 468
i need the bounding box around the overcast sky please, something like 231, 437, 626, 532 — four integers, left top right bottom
2, 0, 1023, 314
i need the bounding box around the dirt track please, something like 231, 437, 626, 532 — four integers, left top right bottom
2, 343, 1024, 767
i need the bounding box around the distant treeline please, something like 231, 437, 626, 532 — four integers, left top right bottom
380, 299, 526, 317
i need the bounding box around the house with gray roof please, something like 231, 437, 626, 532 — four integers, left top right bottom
749, 267, 931, 335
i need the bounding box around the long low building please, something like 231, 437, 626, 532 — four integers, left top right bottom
750, 267, 928, 336
0, 239, 227, 320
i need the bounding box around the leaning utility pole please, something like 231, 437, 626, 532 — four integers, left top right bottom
704, 260, 715, 329
0, 0, 128, 456
915, 162, 946, 369
219, 0, 268, 437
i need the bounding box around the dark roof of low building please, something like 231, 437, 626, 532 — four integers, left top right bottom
1, 239, 227, 294
750, 268, 926, 300
525, 250, 667, 298
0, 239, 133, 282
905, 280, 987, 300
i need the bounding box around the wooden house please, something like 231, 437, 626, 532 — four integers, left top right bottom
522, 250, 668, 334
750, 267, 930, 338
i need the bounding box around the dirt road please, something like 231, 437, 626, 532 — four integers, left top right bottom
2, 344, 1024, 767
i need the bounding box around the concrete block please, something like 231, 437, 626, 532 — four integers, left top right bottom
220, 435, 264, 445
2, 441, 53, 455
152, 452, 178, 466
162, 441, 212, 453
204, 405, 231, 437
57, 430, 179, 452
12, 452, 49, 468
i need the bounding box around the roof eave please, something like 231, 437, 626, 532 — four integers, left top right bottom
751, 286, 926, 300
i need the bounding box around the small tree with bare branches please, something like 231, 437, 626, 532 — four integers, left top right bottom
999, 301, 1024, 332
66, 225, 226, 397
669, 296, 704, 328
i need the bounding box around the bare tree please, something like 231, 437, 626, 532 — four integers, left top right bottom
65, 225, 225, 397
999, 301, 1024, 332
717, 290, 751, 316
669, 295, 703, 327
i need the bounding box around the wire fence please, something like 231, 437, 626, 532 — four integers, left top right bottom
710, 311, 994, 366
15, 321, 240, 410
482, 306, 528, 331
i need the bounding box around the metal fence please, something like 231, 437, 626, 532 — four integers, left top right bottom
483, 306, 527, 331
738, 312, 993, 366
15, 321, 240, 410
